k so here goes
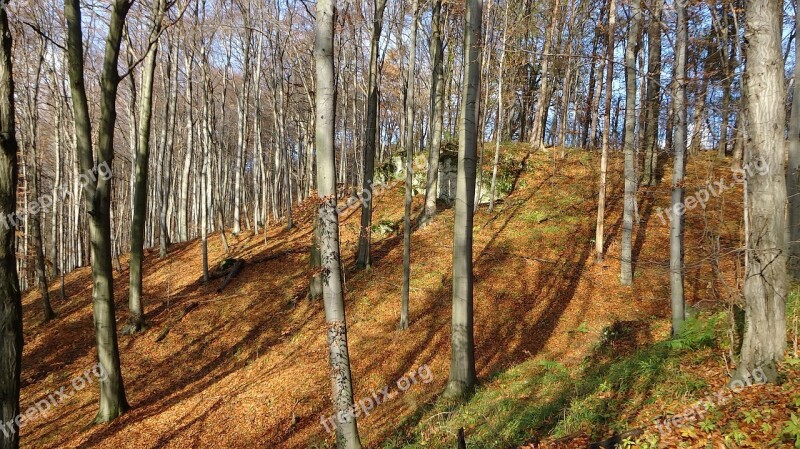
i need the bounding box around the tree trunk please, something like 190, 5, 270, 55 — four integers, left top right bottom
670, 0, 687, 335
159, 38, 178, 257
127, 0, 166, 334
422, 0, 446, 224
232, 26, 252, 235
619, 0, 641, 286
530, 0, 561, 151
642, 0, 663, 187
594, 0, 616, 262
787, 0, 800, 279
582, 3, 607, 149
65, 0, 131, 422
0, 7, 23, 447
489, 2, 509, 212
314, 1, 364, 446
22, 39, 54, 322
444, 0, 481, 400
736, 0, 787, 383
688, 76, 708, 156
200, 43, 212, 283
401, 0, 421, 331
178, 51, 194, 243
49, 69, 64, 280
356, 0, 388, 269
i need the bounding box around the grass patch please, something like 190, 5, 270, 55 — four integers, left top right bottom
389, 315, 726, 448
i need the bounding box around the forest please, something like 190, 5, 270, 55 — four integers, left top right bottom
0, 0, 799, 447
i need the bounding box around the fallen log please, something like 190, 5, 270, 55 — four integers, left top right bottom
217, 258, 245, 293
589, 428, 643, 449
155, 302, 199, 342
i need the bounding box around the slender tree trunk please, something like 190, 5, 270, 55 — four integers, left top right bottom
688, 76, 708, 155
31, 155, 53, 322
127, 0, 166, 334
200, 42, 212, 282
530, 0, 560, 151
489, 2, 509, 212
0, 7, 23, 447
642, 0, 663, 186
619, 0, 641, 286
400, 0, 421, 330
355, 0, 388, 269
787, 0, 800, 279
670, 0, 687, 335
178, 51, 194, 243
444, 0, 482, 400
315, 1, 363, 446
422, 0, 446, 224
232, 26, 252, 235
49, 70, 64, 280
23, 40, 54, 322
582, 4, 606, 149
159, 39, 178, 257
595, 0, 616, 262
736, 0, 787, 383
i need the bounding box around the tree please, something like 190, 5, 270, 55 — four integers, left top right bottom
489, 1, 510, 212
64, 0, 132, 422
619, 0, 642, 286
18, 33, 54, 321
595, 0, 616, 262
530, 0, 561, 151
157, 36, 178, 257
421, 0, 445, 224
788, 0, 800, 279
401, 0, 421, 330
127, 0, 170, 334
445, 0, 482, 400
670, 0, 687, 335
736, 0, 787, 383
314, 0, 363, 445
642, 0, 663, 187
0, 4, 23, 447
355, 0, 388, 269
232, 1, 253, 236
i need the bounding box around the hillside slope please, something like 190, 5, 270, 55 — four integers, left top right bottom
18, 146, 769, 448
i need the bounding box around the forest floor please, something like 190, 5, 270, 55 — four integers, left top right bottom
18, 144, 800, 448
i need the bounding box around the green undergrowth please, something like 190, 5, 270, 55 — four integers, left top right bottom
382, 312, 737, 448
